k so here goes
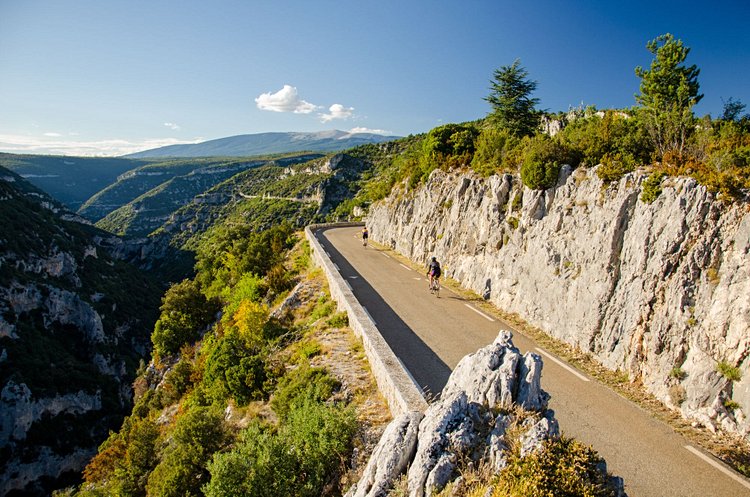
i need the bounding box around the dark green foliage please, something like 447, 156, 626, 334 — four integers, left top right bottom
486, 59, 541, 137
721, 97, 748, 123
422, 123, 479, 158
270, 364, 340, 420
0, 153, 147, 211
471, 127, 522, 177
204, 396, 356, 497
520, 135, 571, 190
201, 330, 267, 405
640, 172, 666, 203
195, 223, 295, 300
635, 33, 702, 157
146, 407, 229, 497
495, 436, 616, 497
151, 279, 221, 357
556, 110, 651, 169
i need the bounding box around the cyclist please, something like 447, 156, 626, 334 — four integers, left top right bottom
361, 226, 369, 246
427, 257, 441, 291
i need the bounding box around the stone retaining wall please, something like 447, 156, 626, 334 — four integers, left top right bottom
305, 223, 428, 416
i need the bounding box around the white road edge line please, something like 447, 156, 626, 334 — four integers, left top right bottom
325, 250, 331, 257
362, 306, 377, 325
685, 445, 750, 489
535, 348, 590, 382
344, 281, 353, 292
333, 263, 340, 271
381, 253, 391, 259
399, 263, 412, 271
464, 304, 496, 322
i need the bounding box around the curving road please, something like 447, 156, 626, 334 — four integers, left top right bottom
315, 226, 750, 497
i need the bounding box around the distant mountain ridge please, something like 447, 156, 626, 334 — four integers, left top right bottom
124, 130, 400, 158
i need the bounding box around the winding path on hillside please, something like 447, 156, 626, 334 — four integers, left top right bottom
315, 225, 750, 497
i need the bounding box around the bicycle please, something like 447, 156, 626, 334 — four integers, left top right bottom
429, 276, 440, 297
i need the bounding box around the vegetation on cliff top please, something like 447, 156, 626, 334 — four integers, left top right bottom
375, 33, 748, 201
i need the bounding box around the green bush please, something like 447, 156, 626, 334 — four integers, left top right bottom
204, 395, 356, 497
270, 365, 339, 420
669, 367, 687, 380
309, 295, 336, 322
327, 311, 349, 328
494, 436, 616, 497
146, 407, 228, 497
471, 127, 522, 177
640, 172, 666, 203
151, 279, 220, 357
519, 135, 572, 190
201, 330, 267, 405
717, 361, 742, 382
596, 152, 636, 183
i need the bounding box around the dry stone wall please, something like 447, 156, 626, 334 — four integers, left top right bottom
366, 166, 750, 438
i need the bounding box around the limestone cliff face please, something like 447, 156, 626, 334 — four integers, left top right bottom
0, 168, 162, 495
367, 166, 750, 437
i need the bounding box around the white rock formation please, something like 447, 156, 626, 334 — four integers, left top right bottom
346, 332, 575, 497
367, 167, 750, 438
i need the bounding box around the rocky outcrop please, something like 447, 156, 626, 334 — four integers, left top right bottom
346, 332, 616, 497
367, 166, 750, 438
1, 169, 161, 495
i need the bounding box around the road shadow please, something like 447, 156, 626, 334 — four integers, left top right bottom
319, 231, 452, 397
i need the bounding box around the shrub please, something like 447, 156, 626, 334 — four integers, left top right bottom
724, 399, 741, 411
519, 135, 572, 190
470, 127, 521, 177
309, 295, 336, 322
266, 263, 293, 295
640, 172, 666, 203
204, 394, 356, 497
201, 330, 268, 405
327, 311, 349, 328
270, 365, 339, 420
151, 279, 220, 357
494, 436, 616, 497
596, 152, 636, 183
146, 407, 228, 497
717, 361, 742, 382
669, 367, 687, 380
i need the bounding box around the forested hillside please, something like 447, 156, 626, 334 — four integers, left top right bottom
0, 167, 162, 495
0, 154, 150, 211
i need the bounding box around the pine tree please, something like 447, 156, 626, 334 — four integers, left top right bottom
485, 59, 540, 137
635, 33, 702, 158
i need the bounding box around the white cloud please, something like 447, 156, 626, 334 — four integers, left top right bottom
0, 133, 203, 157
164, 122, 181, 130
255, 85, 319, 114
320, 103, 354, 123
43, 132, 62, 137
347, 127, 392, 136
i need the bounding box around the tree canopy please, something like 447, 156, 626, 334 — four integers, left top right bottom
635, 33, 702, 158
485, 59, 540, 138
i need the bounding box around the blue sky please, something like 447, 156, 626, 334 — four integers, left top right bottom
1, 0, 748, 156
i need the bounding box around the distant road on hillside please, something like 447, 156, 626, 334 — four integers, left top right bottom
315, 225, 750, 497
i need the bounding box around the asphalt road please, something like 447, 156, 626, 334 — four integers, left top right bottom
316, 226, 750, 497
